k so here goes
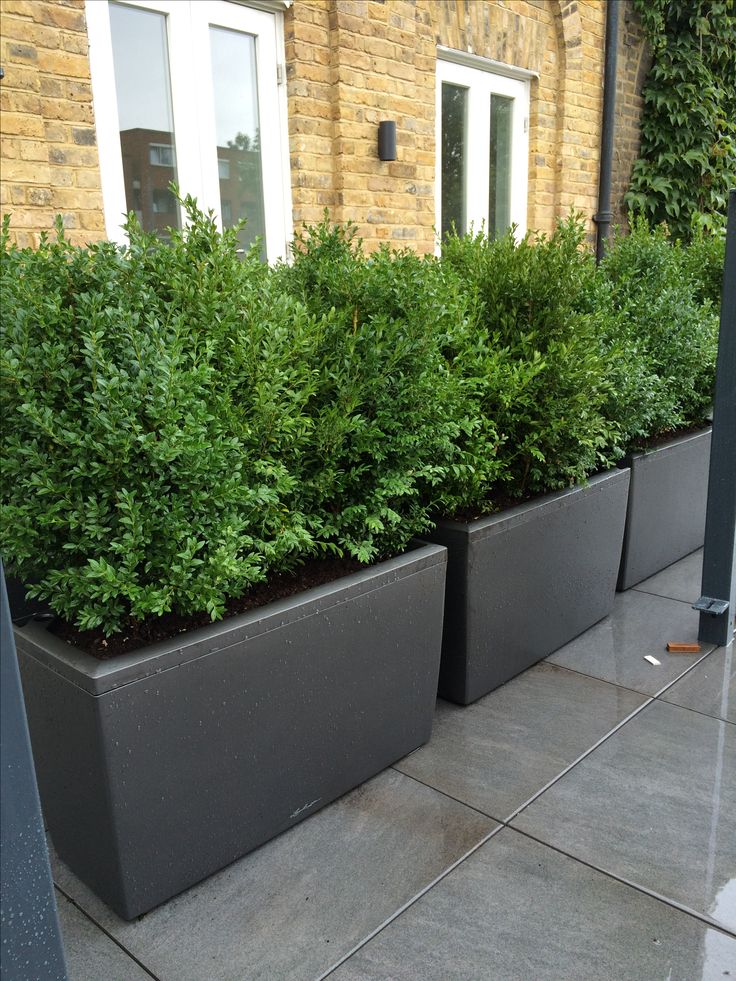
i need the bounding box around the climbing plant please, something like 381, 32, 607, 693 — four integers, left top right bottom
625, 0, 736, 240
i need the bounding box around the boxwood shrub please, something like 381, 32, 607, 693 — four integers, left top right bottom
275, 219, 503, 556
0, 204, 320, 635
597, 217, 719, 451
0, 205, 500, 634
441, 216, 620, 500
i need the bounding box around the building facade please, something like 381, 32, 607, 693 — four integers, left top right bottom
0, 0, 649, 255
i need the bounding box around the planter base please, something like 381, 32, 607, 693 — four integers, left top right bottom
427, 470, 630, 705
16, 544, 446, 919
617, 428, 711, 591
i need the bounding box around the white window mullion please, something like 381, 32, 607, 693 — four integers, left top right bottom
86, 0, 128, 243
510, 95, 529, 240
187, 1, 222, 230
253, 18, 287, 261
165, 1, 203, 228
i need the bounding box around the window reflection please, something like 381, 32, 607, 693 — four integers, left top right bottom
489, 95, 513, 239
109, 3, 180, 235
441, 83, 467, 241
210, 27, 266, 258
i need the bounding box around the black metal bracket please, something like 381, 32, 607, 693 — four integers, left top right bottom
693, 596, 730, 617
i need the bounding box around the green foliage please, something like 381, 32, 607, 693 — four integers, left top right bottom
597, 217, 719, 449
276, 219, 502, 553
0, 201, 318, 634
1, 202, 722, 636
441, 216, 620, 497
626, 0, 736, 239
680, 227, 726, 305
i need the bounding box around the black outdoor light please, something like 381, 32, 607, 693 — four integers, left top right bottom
378, 120, 397, 161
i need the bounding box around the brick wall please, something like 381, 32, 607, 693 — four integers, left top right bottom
0, 0, 648, 252
611, 2, 650, 231
0, 0, 104, 247
284, 0, 627, 252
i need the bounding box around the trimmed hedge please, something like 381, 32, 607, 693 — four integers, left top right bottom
0, 204, 721, 635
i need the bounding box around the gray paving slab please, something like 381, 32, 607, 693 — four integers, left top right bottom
634, 549, 703, 604
513, 700, 736, 932
52, 768, 495, 981
662, 646, 735, 724
55, 892, 151, 981
329, 828, 736, 981
395, 662, 646, 821
547, 590, 714, 695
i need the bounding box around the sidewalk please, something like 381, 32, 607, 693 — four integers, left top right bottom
53, 548, 735, 980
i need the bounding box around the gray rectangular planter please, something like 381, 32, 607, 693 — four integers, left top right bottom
426, 469, 630, 705
15, 543, 446, 920
617, 427, 711, 590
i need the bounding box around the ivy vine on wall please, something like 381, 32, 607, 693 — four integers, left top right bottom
625, 0, 736, 239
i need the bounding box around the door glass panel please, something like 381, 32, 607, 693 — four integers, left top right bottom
441, 83, 467, 241
489, 94, 513, 238
209, 27, 266, 258
109, 3, 179, 235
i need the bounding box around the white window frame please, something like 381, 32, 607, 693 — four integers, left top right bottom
86, 0, 293, 262
435, 52, 532, 248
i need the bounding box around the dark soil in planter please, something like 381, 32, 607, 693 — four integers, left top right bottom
443, 470, 613, 524
51, 556, 366, 659
631, 420, 711, 454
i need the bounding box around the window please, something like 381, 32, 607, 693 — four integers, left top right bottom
149, 144, 176, 168
436, 54, 531, 244
152, 187, 176, 214
86, 0, 292, 261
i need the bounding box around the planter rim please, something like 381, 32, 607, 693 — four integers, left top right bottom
433, 468, 630, 544
619, 425, 712, 467
14, 542, 446, 696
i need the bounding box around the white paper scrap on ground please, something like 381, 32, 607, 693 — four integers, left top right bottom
644, 655, 661, 666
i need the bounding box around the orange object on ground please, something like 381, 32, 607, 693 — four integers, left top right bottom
666, 642, 701, 653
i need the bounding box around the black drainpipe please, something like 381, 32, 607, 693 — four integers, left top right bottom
594, 0, 619, 263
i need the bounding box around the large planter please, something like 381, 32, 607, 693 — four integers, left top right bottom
15, 543, 447, 920
617, 427, 711, 591
426, 469, 630, 705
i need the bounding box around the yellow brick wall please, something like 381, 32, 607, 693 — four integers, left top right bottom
0, 0, 105, 247
0, 0, 647, 252
284, 0, 625, 253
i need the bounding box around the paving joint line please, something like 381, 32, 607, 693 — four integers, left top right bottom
317, 823, 506, 980
504, 697, 655, 823
544, 643, 716, 704
331, 645, 728, 977
508, 826, 736, 940
389, 765, 506, 825
54, 883, 162, 981
655, 694, 735, 727
631, 586, 700, 607
541, 661, 653, 700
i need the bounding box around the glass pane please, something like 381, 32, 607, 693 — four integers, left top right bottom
209, 27, 266, 259
489, 95, 513, 238
441, 84, 467, 241
109, 3, 179, 235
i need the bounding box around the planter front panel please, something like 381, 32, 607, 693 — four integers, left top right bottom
17, 546, 446, 919
429, 470, 630, 705
617, 429, 711, 590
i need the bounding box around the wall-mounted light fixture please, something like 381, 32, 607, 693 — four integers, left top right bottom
378, 120, 397, 161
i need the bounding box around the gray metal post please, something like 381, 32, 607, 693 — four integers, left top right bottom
0, 563, 68, 980
696, 189, 736, 647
